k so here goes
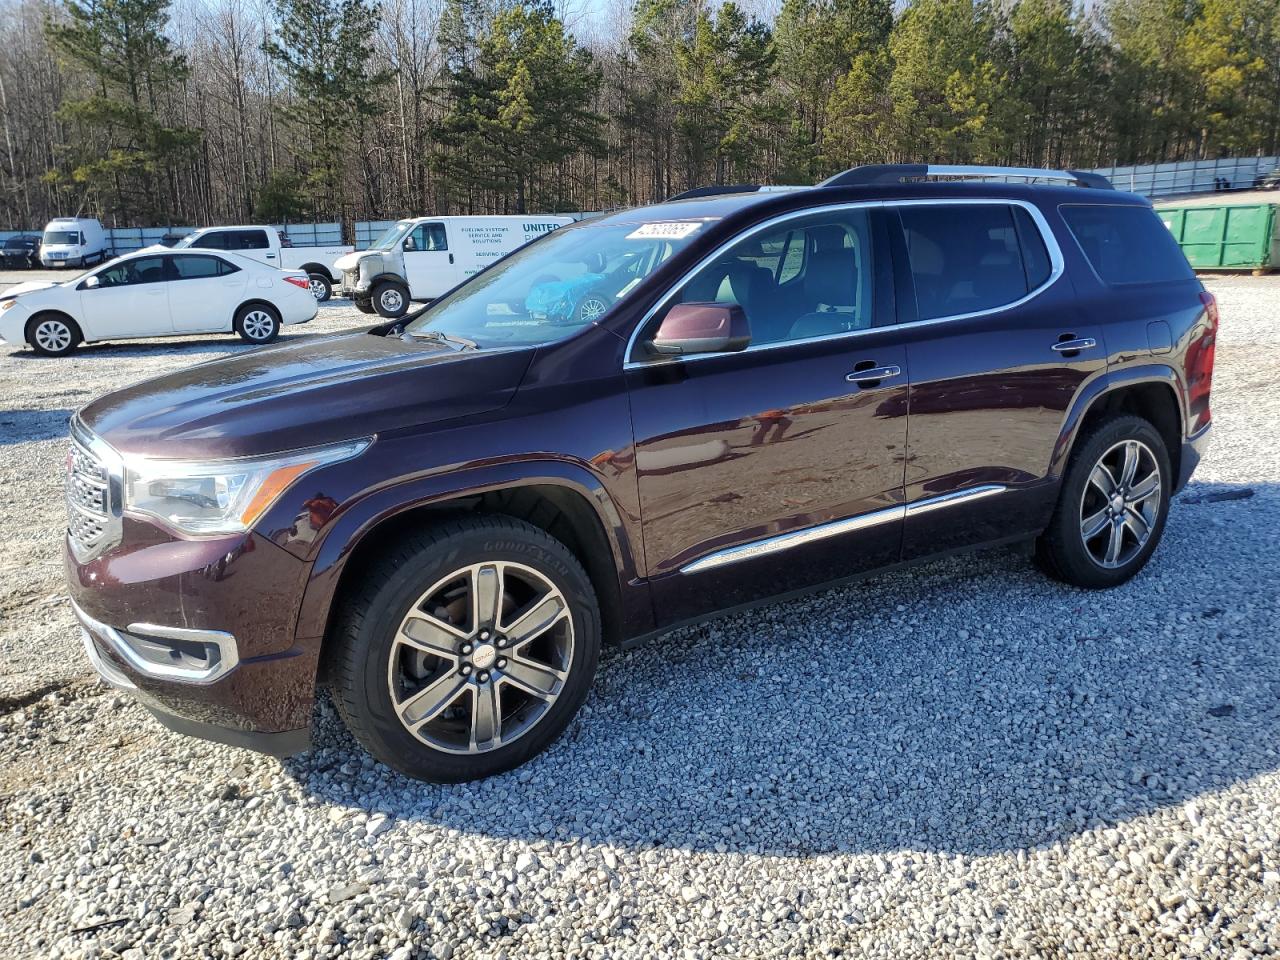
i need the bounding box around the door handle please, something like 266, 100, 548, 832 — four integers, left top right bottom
448, 253, 454, 264
266, 253, 277, 259
845, 364, 902, 385
1051, 337, 1097, 353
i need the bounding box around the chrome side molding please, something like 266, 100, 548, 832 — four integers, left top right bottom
680, 485, 1009, 574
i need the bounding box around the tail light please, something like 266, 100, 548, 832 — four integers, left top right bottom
1188, 290, 1218, 421
283, 275, 310, 290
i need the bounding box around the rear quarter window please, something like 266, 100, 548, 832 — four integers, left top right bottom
1060, 204, 1194, 285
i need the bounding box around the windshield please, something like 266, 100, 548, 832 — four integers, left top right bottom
369, 222, 414, 251
43, 230, 81, 245
404, 218, 710, 347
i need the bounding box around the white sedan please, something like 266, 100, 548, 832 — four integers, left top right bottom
0, 249, 319, 356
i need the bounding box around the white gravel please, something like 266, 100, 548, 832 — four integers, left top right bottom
1, 277, 1279, 959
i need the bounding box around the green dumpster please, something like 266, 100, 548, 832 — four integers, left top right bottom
1156, 203, 1279, 273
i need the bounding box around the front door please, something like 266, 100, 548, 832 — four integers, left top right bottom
77, 255, 172, 339
402, 222, 456, 300
887, 201, 1109, 559
626, 206, 910, 625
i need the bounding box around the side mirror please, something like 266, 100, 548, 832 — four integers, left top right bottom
82, 275, 100, 290
648, 302, 750, 357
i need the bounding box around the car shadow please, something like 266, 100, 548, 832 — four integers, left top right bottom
285, 480, 1276, 857
0, 408, 74, 445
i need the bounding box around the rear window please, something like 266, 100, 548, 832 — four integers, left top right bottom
899, 204, 1051, 321
1060, 204, 1194, 285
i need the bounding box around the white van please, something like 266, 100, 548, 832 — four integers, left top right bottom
40, 218, 109, 268
335, 215, 576, 317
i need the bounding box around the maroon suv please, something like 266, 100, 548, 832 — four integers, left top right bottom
65, 165, 1216, 782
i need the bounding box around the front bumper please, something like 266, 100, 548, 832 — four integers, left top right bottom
66, 526, 318, 756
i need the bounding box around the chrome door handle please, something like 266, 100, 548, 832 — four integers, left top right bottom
846, 365, 902, 384
1051, 337, 1097, 353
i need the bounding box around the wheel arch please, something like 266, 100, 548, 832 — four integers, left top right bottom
299, 261, 332, 279
1054, 367, 1185, 482
233, 297, 282, 326
25, 309, 83, 344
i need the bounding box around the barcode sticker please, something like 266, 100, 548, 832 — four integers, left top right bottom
625, 222, 703, 240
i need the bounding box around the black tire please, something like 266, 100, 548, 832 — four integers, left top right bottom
329, 515, 601, 782
306, 272, 332, 302
1035, 414, 1172, 588
373, 281, 410, 318
25, 313, 83, 357
233, 303, 281, 344
354, 298, 376, 315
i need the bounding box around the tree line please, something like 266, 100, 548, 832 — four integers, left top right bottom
0, 0, 1277, 230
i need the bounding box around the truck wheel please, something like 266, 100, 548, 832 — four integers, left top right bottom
306, 273, 333, 302
234, 303, 281, 344
26, 313, 82, 357
373, 281, 409, 318
329, 515, 601, 782
354, 298, 376, 315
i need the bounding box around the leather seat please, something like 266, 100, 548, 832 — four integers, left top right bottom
788, 248, 861, 340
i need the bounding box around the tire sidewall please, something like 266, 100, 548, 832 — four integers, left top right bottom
374, 282, 409, 318
346, 525, 600, 782
235, 304, 281, 343
1053, 416, 1172, 587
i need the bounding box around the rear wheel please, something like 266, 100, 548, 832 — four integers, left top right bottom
373, 281, 409, 318
329, 515, 600, 782
234, 303, 281, 344
307, 272, 332, 302
26, 313, 82, 357
1035, 414, 1171, 588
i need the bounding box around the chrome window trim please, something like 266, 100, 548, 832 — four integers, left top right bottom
623, 198, 1065, 370
679, 485, 1008, 574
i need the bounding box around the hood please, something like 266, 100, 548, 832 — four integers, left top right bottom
1, 281, 59, 300
77, 331, 536, 459
335, 250, 377, 271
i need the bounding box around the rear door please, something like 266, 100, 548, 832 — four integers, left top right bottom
626, 205, 910, 625
402, 222, 456, 299
76, 255, 173, 338
888, 200, 1107, 559
167, 254, 247, 332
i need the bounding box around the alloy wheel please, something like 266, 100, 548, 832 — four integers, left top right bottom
34, 319, 72, 352
308, 277, 328, 300
386, 561, 574, 755
1079, 439, 1161, 569
242, 310, 275, 341
578, 297, 608, 321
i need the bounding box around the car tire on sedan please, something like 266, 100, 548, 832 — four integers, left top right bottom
26, 313, 82, 357
328, 515, 601, 783
234, 303, 282, 344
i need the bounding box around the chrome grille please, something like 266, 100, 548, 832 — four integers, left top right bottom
66, 425, 121, 559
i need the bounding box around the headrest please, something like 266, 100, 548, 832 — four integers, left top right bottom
803, 249, 857, 309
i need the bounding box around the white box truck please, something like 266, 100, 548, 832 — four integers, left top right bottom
172, 225, 353, 301
40, 217, 110, 268
335, 215, 575, 317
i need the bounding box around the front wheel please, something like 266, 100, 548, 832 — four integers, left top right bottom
26, 313, 82, 357
307, 272, 332, 302
1036, 414, 1171, 588
373, 281, 409, 318
234, 303, 281, 344
354, 297, 376, 315
329, 515, 600, 782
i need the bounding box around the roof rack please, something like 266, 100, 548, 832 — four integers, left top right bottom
667, 184, 763, 202
820, 164, 1114, 190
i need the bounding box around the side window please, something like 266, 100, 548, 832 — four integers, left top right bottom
1014, 208, 1052, 289
190, 232, 227, 250
96, 256, 168, 287
171, 255, 235, 279
898, 204, 1034, 321
1060, 204, 1195, 285
666, 209, 874, 347
236, 230, 270, 250
404, 223, 448, 252
425, 223, 448, 251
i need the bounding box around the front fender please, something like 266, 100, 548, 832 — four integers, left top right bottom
291, 458, 645, 644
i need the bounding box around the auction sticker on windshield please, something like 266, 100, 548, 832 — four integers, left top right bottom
626, 222, 703, 240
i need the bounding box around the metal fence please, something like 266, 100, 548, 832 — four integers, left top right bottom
1088, 157, 1280, 199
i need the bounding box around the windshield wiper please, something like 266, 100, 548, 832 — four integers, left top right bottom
400, 329, 478, 351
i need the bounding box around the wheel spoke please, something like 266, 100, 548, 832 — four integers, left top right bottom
1126, 471, 1160, 505
1104, 518, 1125, 565
398, 614, 464, 659
1080, 507, 1110, 540
470, 682, 502, 751
1089, 462, 1117, 497
500, 655, 566, 700
1119, 441, 1139, 488
503, 595, 566, 645
396, 671, 468, 728
472, 564, 502, 631
1122, 506, 1151, 542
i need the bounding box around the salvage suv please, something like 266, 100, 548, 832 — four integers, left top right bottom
65, 165, 1216, 782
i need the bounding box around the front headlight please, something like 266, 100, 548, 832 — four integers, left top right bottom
123, 439, 370, 535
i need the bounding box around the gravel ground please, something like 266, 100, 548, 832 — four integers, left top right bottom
1, 276, 1279, 959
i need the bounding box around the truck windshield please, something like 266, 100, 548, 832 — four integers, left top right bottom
369, 222, 414, 251
403, 218, 710, 347
43, 230, 81, 245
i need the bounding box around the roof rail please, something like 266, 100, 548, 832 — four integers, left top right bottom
820, 164, 1114, 190
666, 184, 762, 202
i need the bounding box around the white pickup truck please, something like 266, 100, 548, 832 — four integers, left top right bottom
172, 225, 353, 301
